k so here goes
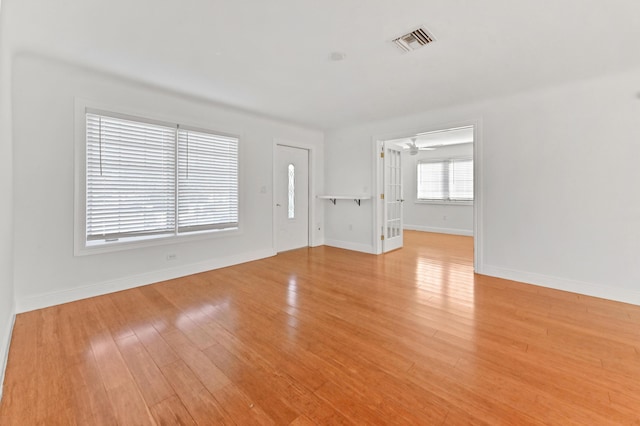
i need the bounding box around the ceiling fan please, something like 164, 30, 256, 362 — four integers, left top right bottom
405, 137, 436, 156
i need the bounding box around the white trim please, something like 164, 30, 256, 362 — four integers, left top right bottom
78, 228, 243, 256
481, 265, 640, 306
324, 239, 376, 254
414, 200, 473, 206
0, 311, 16, 404
16, 248, 276, 313
404, 224, 473, 237
372, 139, 384, 255
311, 237, 325, 248
472, 120, 484, 274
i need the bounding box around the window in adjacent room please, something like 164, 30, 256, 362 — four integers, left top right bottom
81, 110, 238, 252
417, 158, 473, 202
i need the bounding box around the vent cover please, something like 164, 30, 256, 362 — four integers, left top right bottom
392, 27, 435, 52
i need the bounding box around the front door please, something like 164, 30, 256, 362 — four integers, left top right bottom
276, 145, 309, 252
383, 142, 403, 252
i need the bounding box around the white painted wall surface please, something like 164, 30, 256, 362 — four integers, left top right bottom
323, 134, 375, 252
12, 54, 324, 312
402, 143, 473, 236
325, 68, 640, 305
0, 0, 17, 401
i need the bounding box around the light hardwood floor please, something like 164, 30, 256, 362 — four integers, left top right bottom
1, 231, 639, 425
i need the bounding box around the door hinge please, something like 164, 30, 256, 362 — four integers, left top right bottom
381, 235, 385, 241
380, 152, 384, 158
380, 194, 384, 200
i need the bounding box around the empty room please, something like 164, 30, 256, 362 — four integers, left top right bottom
1, 0, 639, 424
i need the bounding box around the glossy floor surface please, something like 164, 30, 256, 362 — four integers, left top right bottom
1, 231, 640, 425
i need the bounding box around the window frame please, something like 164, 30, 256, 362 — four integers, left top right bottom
416, 156, 474, 206
74, 99, 242, 256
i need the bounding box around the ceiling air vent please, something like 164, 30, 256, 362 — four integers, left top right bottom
392, 27, 435, 53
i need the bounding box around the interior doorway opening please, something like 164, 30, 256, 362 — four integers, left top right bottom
374, 123, 479, 269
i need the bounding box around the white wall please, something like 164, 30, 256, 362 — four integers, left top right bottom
12, 53, 324, 312
402, 143, 473, 236
323, 136, 376, 252
325, 67, 640, 305
0, 0, 17, 401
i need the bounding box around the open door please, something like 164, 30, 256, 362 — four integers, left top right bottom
383, 141, 403, 252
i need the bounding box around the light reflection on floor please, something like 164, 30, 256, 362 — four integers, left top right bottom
287, 275, 298, 308
176, 299, 230, 330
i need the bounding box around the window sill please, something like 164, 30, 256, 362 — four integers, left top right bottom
75, 226, 241, 256
415, 200, 473, 206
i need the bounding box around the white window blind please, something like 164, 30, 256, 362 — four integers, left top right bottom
417, 158, 473, 202
448, 159, 473, 201
86, 113, 176, 241
85, 111, 238, 247
417, 161, 445, 200
177, 129, 238, 233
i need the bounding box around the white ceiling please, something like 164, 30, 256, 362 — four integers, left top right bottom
4, 0, 640, 130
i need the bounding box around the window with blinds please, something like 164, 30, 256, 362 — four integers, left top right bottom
417, 158, 473, 202
177, 129, 238, 233
85, 111, 238, 247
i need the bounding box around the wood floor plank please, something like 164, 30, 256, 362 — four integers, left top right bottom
288, 414, 316, 426
2, 231, 640, 424
159, 359, 228, 425
202, 343, 301, 424
34, 307, 76, 425
115, 333, 175, 406
149, 395, 197, 426
209, 383, 274, 425
87, 299, 157, 425
160, 327, 231, 395
59, 301, 118, 425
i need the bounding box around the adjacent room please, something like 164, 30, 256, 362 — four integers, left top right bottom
1, 0, 639, 424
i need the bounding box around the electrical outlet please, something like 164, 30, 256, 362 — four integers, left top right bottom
166, 253, 177, 261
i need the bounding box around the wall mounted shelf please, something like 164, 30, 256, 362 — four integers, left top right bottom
317, 195, 371, 206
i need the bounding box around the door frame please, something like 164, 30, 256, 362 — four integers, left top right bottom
272, 139, 316, 252
371, 119, 483, 273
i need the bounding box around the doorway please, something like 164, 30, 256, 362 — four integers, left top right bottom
275, 145, 309, 252
374, 123, 480, 269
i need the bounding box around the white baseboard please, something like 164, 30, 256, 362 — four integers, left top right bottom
324, 239, 376, 254
404, 224, 473, 237
481, 265, 640, 306
310, 238, 325, 248
16, 248, 277, 313
0, 310, 16, 404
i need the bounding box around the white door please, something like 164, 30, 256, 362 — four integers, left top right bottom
383, 142, 403, 252
276, 145, 309, 252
